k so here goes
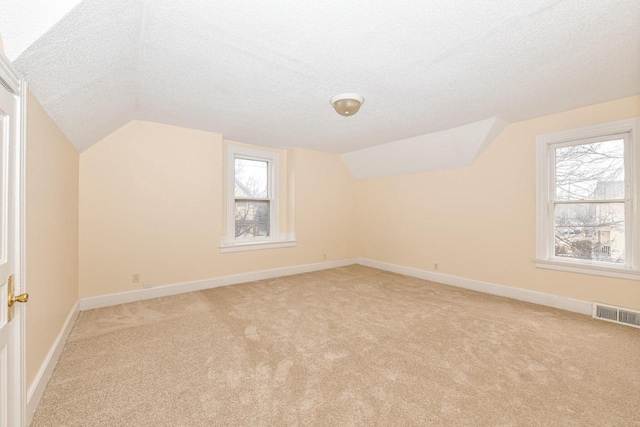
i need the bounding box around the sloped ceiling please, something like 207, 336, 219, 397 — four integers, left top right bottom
1, 0, 639, 170
0, 0, 83, 60
342, 118, 509, 179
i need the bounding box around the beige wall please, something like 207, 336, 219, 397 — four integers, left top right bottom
26, 92, 79, 388
76, 97, 640, 308
79, 121, 356, 298
356, 95, 640, 310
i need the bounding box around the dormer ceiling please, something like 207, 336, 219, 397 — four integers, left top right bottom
1, 0, 639, 164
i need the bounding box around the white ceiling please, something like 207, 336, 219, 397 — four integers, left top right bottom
2, 0, 639, 155
342, 117, 509, 179
0, 0, 83, 61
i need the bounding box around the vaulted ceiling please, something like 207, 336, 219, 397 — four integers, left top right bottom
1, 0, 639, 160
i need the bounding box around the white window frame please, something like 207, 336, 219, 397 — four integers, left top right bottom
220, 145, 296, 253
535, 118, 640, 280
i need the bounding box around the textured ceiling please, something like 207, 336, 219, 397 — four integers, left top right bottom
0, 0, 83, 60
3, 0, 640, 154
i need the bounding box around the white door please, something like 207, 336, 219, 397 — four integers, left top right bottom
0, 66, 25, 426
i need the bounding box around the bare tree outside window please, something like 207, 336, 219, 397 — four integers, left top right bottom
234, 158, 270, 239
554, 138, 625, 263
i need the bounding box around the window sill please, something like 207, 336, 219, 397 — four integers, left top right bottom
534, 258, 640, 281
219, 239, 297, 253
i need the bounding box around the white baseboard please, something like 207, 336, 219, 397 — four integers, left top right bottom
356, 257, 592, 315
27, 300, 80, 425
79, 258, 357, 311
78, 256, 592, 315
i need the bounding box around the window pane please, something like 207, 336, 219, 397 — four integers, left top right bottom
235, 200, 270, 239
554, 203, 624, 264
235, 158, 268, 198
555, 139, 624, 201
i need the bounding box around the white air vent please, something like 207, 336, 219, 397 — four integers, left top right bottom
592, 303, 640, 329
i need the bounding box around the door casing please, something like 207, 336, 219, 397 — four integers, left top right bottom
0, 50, 27, 427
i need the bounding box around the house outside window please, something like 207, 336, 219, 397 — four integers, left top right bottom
535, 118, 640, 280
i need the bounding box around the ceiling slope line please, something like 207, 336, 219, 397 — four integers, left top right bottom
2, 0, 85, 61
133, 0, 151, 112
420, 0, 567, 68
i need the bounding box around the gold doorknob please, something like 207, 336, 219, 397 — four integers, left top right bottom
8, 292, 28, 307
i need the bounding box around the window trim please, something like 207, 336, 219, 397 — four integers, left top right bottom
535, 118, 640, 280
221, 145, 286, 252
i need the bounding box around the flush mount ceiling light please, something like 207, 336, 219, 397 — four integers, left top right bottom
330, 93, 364, 117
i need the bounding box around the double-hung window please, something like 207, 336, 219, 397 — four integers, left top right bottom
535, 118, 640, 279
233, 156, 273, 240
221, 145, 295, 253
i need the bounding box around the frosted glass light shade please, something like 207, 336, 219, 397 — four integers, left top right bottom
330, 93, 364, 116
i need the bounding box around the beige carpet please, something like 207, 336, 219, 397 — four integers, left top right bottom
32, 265, 640, 426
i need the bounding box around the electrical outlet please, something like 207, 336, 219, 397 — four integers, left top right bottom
133, 273, 140, 283
143, 283, 154, 289
434, 263, 439, 271
323, 254, 327, 261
